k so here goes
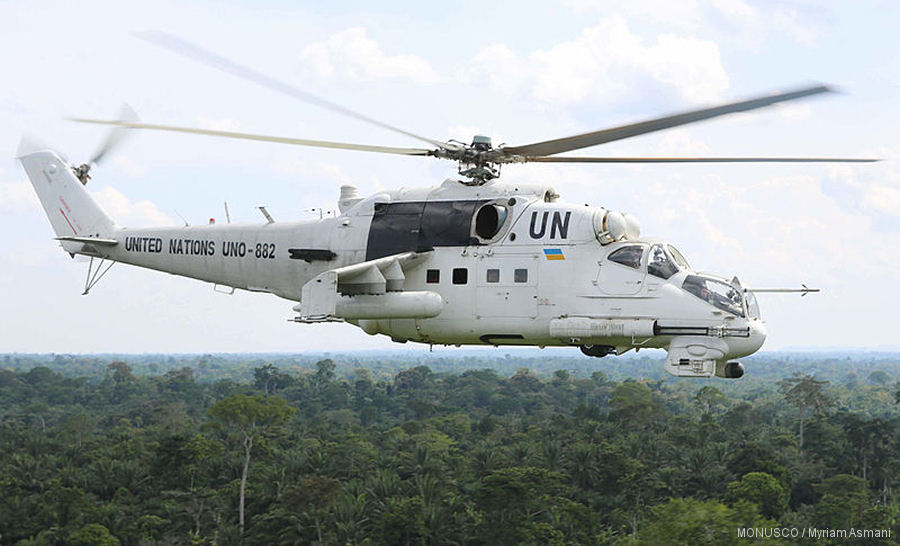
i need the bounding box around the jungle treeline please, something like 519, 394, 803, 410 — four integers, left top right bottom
0, 353, 898, 545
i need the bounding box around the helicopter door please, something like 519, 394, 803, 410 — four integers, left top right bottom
475, 257, 538, 318
595, 245, 647, 296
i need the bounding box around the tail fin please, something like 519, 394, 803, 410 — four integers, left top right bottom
17, 139, 117, 250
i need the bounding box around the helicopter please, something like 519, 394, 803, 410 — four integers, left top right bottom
18, 32, 876, 379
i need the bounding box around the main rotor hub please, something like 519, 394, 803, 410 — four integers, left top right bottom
453, 135, 499, 185
454, 136, 496, 185
471, 135, 492, 151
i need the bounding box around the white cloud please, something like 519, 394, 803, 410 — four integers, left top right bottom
825, 156, 900, 220
465, 17, 729, 106
774, 103, 812, 121
861, 185, 900, 216
772, 7, 823, 47
275, 157, 352, 184
464, 44, 527, 97
0, 175, 40, 210
562, 1, 822, 47
110, 155, 147, 179
91, 186, 173, 228
299, 27, 439, 85
710, 0, 755, 20
656, 129, 712, 155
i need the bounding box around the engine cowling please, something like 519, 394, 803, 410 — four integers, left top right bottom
593, 208, 641, 244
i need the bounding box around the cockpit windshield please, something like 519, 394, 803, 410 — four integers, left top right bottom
648, 244, 678, 279
682, 275, 745, 317
667, 245, 691, 270
745, 290, 760, 319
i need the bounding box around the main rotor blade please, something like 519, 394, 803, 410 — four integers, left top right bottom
526, 156, 879, 163
135, 30, 452, 150
502, 85, 834, 157
70, 118, 434, 156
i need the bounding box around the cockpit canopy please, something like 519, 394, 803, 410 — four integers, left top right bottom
607, 242, 691, 279
682, 275, 745, 317
605, 242, 758, 319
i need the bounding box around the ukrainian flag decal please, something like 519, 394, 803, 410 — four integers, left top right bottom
544, 248, 565, 261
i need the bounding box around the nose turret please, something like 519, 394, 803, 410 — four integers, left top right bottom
726, 319, 767, 359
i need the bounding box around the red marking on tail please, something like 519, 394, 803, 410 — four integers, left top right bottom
59, 208, 78, 235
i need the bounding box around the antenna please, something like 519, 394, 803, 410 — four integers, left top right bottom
224, 202, 231, 224
258, 206, 275, 224
174, 209, 189, 226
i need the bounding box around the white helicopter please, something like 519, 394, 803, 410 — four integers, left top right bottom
19, 32, 875, 379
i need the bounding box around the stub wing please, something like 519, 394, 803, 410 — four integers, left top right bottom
293, 251, 441, 322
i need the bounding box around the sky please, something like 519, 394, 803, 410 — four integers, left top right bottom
0, 1, 898, 354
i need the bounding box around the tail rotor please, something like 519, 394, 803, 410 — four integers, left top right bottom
73, 104, 138, 184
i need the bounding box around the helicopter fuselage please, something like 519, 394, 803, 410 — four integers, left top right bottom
20, 148, 764, 379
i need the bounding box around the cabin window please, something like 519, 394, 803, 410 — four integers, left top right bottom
426, 269, 440, 283
486, 269, 500, 283
452, 268, 468, 285
608, 245, 644, 269
514, 268, 528, 283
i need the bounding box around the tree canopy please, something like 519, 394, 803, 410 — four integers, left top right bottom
0, 354, 898, 544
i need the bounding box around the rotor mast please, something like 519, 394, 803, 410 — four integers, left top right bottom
440, 135, 507, 185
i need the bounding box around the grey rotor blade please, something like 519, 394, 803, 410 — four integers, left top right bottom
90, 104, 139, 164
70, 118, 434, 156
135, 30, 452, 150
501, 85, 834, 158
526, 156, 879, 163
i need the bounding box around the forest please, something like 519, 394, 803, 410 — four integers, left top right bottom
0, 351, 898, 545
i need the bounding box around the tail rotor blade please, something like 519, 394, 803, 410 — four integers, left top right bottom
89, 104, 139, 165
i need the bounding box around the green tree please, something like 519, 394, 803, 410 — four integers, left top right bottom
778, 374, 832, 454
370, 495, 427, 545
253, 363, 278, 394
106, 361, 135, 384
725, 472, 788, 519
867, 370, 890, 386
813, 474, 869, 529
637, 498, 770, 545
312, 359, 337, 392
475, 466, 569, 544
282, 476, 342, 545
67, 523, 121, 546
26, 401, 49, 432
252, 363, 292, 395
59, 413, 95, 450
393, 365, 433, 391
509, 367, 542, 393
353, 368, 375, 400
694, 385, 726, 414
207, 394, 296, 536
610, 382, 663, 427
